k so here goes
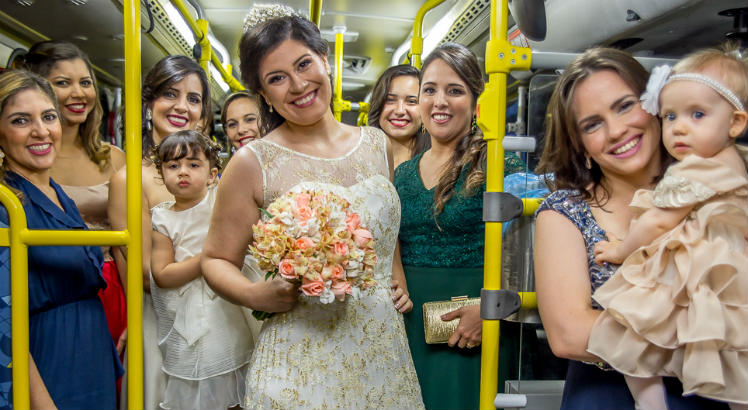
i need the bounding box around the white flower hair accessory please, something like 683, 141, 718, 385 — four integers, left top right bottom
640, 64, 672, 115
242, 4, 300, 34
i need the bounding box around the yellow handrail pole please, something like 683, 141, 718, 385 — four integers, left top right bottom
521, 197, 543, 216
410, 0, 446, 69
356, 101, 370, 126
171, 0, 208, 72
1, 186, 30, 410
215, 61, 244, 92
172, 0, 244, 92
476, 0, 532, 408
124, 0, 144, 408
197, 19, 212, 74
309, 0, 323, 27
332, 30, 344, 121
21, 230, 128, 246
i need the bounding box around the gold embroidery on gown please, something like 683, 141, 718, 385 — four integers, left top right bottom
243, 127, 424, 410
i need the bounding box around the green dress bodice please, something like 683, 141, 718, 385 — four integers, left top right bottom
395, 153, 484, 268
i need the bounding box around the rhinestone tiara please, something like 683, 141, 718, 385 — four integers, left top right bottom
242, 4, 301, 34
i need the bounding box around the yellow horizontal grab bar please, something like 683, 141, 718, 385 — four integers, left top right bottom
518, 291, 537, 310
521, 197, 544, 216
19, 230, 129, 247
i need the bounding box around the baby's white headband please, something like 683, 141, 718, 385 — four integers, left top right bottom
640, 64, 746, 115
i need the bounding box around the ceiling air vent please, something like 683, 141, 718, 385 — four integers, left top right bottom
343, 56, 371, 76
144, 0, 193, 56
441, 0, 491, 46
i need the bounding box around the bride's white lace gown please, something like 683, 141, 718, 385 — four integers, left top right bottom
243, 127, 424, 410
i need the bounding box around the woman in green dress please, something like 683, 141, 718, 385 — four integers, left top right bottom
394, 42, 524, 410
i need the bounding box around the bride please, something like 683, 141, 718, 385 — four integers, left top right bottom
201, 5, 424, 410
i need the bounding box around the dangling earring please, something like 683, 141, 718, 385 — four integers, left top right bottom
0, 149, 5, 167
471, 116, 478, 135
585, 155, 592, 170
268, 103, 273, 113
420, 123, 426, 135
146, 108, 153, 131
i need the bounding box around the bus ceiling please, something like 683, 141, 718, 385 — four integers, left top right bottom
0, 0, 746, 111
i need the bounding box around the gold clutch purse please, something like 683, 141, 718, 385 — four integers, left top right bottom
422, 296, 481, 344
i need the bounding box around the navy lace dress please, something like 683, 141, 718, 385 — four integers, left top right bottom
1, 172, 122, 410
537, 189, 729, 410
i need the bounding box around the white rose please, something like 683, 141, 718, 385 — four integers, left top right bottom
320, 287, 335, 304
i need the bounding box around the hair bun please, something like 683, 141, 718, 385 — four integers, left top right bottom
242, 3, 300, 34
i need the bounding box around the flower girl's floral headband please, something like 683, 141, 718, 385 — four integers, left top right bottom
640, 64, 746, 115
242, 3, 301, 34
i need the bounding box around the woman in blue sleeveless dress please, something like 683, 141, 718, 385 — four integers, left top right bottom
533, 47, 728, 410
0, 70, 122, 409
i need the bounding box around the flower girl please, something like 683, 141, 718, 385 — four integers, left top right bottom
150, 130, 253, 410
592, 43, 748, 410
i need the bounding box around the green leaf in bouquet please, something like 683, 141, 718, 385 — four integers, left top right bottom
259, 207, 274, 219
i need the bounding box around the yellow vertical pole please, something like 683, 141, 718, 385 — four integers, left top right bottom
5, 188, 29, 410
477, 0, 531, 408
477, 2, 505, 407
333, 30, 344, 121
309, 0, 323, 27
124, 0, 144, 408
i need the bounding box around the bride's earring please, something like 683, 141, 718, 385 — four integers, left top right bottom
146, 108, 153, 131
268, 103, 274, 113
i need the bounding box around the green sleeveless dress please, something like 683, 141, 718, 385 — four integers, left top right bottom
394, 152, 524, 410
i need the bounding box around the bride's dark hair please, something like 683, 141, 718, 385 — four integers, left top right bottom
239, 12, 328, 134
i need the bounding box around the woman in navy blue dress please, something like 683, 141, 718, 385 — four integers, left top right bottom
533, 48, 728, 410
0, 70, 121, 409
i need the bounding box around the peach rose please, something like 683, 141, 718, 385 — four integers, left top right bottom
345, 213, 361, 232
330, 263, 345, 280
278, 259, 297, 280
333, 241, 349, 256
353, 228, 373, 247
331, 280, 352, 301
296, 205, 313, 222
301, 277, 325, 297
294, 237, 315, 251
295, 192, 311, 208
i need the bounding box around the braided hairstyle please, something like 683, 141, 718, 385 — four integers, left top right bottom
422, 43, 487, 216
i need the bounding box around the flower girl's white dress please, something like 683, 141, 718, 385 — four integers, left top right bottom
244, 127, 424, 410
151, 187, 255, 410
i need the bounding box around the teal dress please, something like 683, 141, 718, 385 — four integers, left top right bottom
395, 152, 524, 410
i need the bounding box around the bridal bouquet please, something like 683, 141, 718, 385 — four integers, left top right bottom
249, 189, 377, 320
